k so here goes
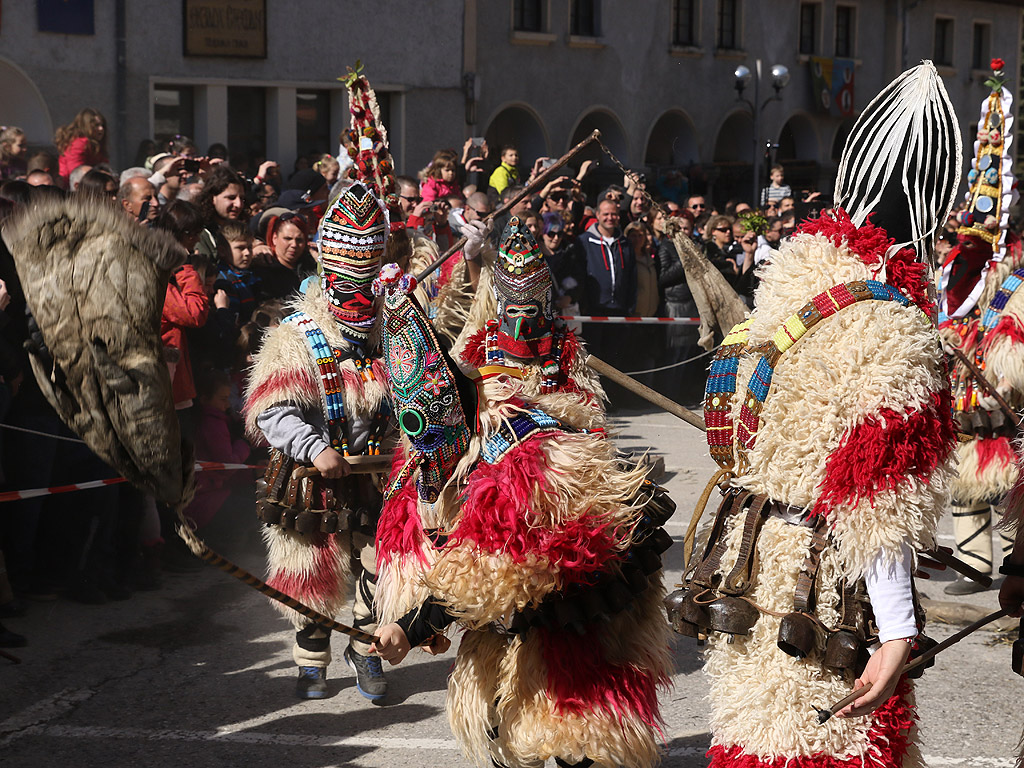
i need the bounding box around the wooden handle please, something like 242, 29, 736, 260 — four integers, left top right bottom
919, 547, 993, 588
292, 454, 394, 479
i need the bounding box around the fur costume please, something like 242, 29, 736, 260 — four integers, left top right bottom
244, 281, 390, 660
2, 196, 188, 504
374, 270, 672, 768
405, 230, 478, 344
672, 63, 960, 768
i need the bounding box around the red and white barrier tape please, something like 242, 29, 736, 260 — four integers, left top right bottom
559, 315, 701, 325
0, 461, 263, 503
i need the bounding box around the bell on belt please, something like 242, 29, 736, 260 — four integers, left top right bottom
707, 596, 759, 639
777, 611, 817, 658
664, 588, 700, 638
824, 629, 860, 669
680, 589, 711, 629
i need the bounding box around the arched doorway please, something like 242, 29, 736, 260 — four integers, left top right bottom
777, 113, 822, 194
568, 108, 630, 192
0, 58, 53, 147
711, 111, 754, 204
484, 104, 549, 172
644, 110, 699, 167
830, 118, 856, 162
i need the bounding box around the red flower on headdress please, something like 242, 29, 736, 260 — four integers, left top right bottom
992, 58, 1006, 72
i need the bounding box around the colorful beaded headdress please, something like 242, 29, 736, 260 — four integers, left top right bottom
317, 182, 388, 341
374, 264, 475, 503
958, 59, 1018, 249
314, 63, 397, 343
490, 215, 555, 360
939, 58, 1018, 321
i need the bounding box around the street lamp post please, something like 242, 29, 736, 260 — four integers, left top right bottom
734, 60, 790, 207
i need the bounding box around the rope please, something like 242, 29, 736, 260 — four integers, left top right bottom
623, 345, 718, 376
682, 468, 733, 569
0, 423, 86, 443
174, 513, 380, 645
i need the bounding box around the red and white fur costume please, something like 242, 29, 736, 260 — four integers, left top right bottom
701, 211, 955, 768
375, 377, 671, 768
244, 284, 389, 663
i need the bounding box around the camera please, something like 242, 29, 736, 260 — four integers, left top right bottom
183, 158, 200, 174
471, 136, 485, 147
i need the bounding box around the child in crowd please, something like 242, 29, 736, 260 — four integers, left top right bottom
0, 126, 27, 181
184, 368, 250, 533
216, 221, 260, 319
760, 163, 792, 208
420, 150, 462, 203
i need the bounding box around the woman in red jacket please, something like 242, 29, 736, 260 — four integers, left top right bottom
56, 108, 109, 183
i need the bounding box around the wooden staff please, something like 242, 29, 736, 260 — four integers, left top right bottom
919, 546, 993, 588
415, 129, 603, 282
292, 455, 394, 477
584, 354, 706, 431
950, 346, 1021, 427
814, 607, 1010, 724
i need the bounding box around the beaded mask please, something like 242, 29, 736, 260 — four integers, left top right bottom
317, 182, 388, 342
375, 265, 474, 503
492, 215, 555, 359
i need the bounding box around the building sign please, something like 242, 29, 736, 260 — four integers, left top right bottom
183, 0, 266, 58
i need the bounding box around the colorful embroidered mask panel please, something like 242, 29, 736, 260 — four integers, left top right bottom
318, 182, 388, 340
493, 215, 554, 359
380, 282, 472, 503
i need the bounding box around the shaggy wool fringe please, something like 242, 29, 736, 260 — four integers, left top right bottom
262, 525, 352, 627
243, 284, 388, 439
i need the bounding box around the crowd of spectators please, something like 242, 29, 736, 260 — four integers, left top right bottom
0, 107, 837, 648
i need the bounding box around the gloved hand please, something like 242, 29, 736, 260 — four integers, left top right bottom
463, 219, 493, 261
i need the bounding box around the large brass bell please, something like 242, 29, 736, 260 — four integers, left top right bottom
777, 611, 817, 658
706, 596, 760, 638
824, 630, 860, 669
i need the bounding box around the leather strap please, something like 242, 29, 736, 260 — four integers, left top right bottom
792, 516, 829, 613
690, 490, 752, 588
721, 494, 771, 595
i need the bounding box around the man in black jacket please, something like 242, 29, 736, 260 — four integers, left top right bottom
575, 198, 638, 407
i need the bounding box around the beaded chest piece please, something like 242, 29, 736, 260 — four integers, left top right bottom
480, 408, 564, 465
705, 280, 913, 473
317, 182, 388, 342
283, 311, 389, 456
377, 266, 473, 503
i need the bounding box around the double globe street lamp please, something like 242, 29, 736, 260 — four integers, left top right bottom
734, 61, 790, 207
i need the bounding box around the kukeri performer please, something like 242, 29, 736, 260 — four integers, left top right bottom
243, 68, 396, 701
458, 215, 606, 421
368, 263, 674, 768
937, 57, 1022, 594
667, 62, 961, 768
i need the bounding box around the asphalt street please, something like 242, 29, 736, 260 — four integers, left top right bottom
0, 408, 1020, 768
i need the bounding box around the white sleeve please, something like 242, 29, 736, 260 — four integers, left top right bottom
863, 541, 919, 643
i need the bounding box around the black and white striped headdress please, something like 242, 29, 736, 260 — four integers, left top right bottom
834, 61, 962, 262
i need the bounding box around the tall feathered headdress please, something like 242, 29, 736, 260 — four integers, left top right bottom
834, 60, 962, 263
340, 61, 398, 208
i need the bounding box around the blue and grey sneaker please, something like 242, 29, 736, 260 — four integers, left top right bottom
344, 645, 387, 700
295, 666, 328, 699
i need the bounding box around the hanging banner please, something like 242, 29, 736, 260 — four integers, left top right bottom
809, 57, 856, 117
183, 0, 266, 58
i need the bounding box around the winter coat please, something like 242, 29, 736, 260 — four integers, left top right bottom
185, 403, 250, 530
58, 137, 107, 182
576, 222, 637, 314
656, 239, 696, 309
420, 177, 461, 203
161, 264, 210, 404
